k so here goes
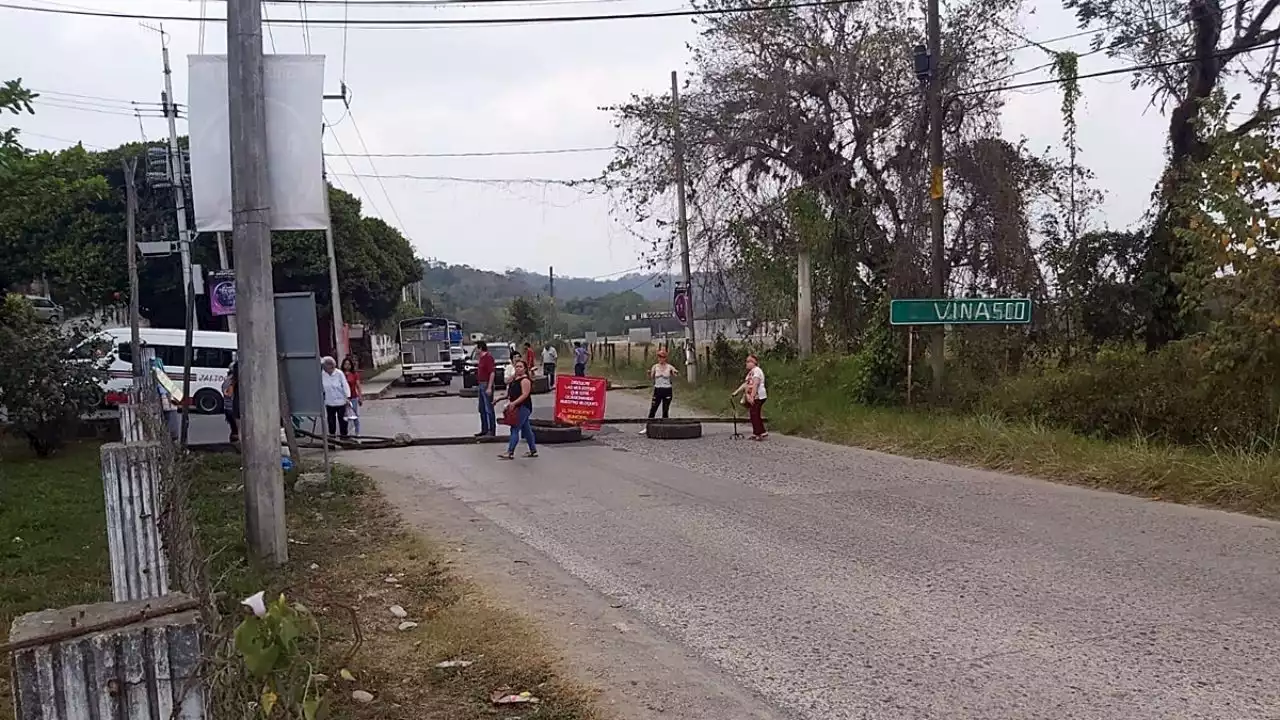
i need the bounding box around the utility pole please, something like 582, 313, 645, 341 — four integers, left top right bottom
797, 248, 812, 358
161, 51, 196, 334
671, 70, 697, 384
216, 232, 236, 332
321, 171, 344, 360
925, 0, 946, 392
547, 266, 554, 340
122, 158, 143, 380
161, 41, 199, 446
228, 0, 288, 566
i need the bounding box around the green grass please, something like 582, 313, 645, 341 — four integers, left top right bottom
0, 439, 112, 625
0, 438, 113, 717
599, 358, 1280, 518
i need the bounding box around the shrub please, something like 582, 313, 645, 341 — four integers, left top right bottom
0, 295, 107, 456
982, 342, 1280, 447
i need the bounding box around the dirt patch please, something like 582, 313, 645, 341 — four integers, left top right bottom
269, 471, 602, 719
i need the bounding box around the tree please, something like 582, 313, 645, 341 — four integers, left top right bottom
1176, 92, 1280, 376
0, 296, 107, 457
505, 296, 542, 340
0, 78, 36, 178
0, 147, 113, 299
1064, 0, 1280, 348
604, 0, 1051, 349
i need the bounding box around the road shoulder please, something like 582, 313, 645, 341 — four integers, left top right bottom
354, 459, 787, 720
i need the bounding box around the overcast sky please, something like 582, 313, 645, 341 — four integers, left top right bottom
2, 0, 1168, 279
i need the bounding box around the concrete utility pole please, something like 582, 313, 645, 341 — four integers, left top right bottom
671, 70, 698, 385
547, 266, 554, 339
321, 171, 344, 360
122, 158, 143, 380
162, 43, 199, 446
925, 0, 946, 392
161, 51, 196, 334
228, 0, 288, 565
797, 249, 812, 358
215, 232, 236, 331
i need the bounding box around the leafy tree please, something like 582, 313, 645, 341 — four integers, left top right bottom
0, 147, 115, 305
0, 295, 107, 457
1177, 92, 1280, 376
0, 78, 36, 178
1064, 0, 1280, 348
505, 296, 542, 340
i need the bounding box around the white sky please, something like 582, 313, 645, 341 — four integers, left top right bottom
2, 0, 1168, 279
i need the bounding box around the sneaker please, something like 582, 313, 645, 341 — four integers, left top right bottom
638, 428, 647, 435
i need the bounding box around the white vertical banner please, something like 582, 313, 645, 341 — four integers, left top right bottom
187, 55, 328, 232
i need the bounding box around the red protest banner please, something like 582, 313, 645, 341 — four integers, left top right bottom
553, 376, 608, 430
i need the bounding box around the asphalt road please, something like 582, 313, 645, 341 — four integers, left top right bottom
337, 389, 1280, 719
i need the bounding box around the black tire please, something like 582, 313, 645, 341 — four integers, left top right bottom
531, 376, 551, 395
193, 388, 223, 415
530, 419, 583, 444
645, 418, 702, 440
458, 386, 478, 398
462, 372, 477, 389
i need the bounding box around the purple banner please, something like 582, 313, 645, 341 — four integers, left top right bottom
209, 272, 236, 317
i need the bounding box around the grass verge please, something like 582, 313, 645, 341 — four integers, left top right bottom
596, 360, 1280, 518
1, 440, 600, 720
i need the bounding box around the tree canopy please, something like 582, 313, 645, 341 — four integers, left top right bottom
0, 117, 420, 329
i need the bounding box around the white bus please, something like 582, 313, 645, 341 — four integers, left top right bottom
88, 328, 238, 415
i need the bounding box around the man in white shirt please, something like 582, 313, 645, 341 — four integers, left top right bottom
320, 356, 352, 437
542, 344, 559, 387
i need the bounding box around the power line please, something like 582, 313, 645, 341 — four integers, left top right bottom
323, 115, 385, 219
959, 38, 1280, 97
344, 108, 412, 233
0, 0, 868, 26
329, 170, 600, 185
327, 144, 618, 158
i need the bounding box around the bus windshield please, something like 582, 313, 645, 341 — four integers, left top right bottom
399, 317, 450, 343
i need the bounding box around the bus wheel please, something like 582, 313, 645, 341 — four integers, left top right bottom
194, 389, 223, 415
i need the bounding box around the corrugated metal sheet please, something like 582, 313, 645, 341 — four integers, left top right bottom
100, 442, 170, 602
9, 595, 205, 720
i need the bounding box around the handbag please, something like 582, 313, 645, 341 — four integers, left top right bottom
501, 403, 520, 426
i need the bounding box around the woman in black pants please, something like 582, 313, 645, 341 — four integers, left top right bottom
640, 348, 679, 434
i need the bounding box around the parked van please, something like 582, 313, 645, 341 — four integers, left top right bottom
89, 328, 237, 415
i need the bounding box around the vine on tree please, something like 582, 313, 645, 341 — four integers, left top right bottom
1052, 50, 1082, 240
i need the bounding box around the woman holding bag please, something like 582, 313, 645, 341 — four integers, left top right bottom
499, 359, 537, 460
731, 354, 768, 441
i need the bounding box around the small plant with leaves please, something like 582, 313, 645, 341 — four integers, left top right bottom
235, 591, 330, 720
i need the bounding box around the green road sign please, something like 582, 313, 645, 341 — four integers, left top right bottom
889, 298, 1032, 326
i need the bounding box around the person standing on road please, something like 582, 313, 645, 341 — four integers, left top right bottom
731, 354, 768, 441
640, 348, 680, 435
573, 341, 588, 376
321, 356, 352, 438
523, 343, 536, 379
222, 360, 239, 442
499, 359, 537, 460
341, 356, 362, 436
474, 341, 497, 437
542, 343, 558, 387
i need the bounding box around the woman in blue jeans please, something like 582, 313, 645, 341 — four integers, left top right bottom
498, 359, 537, 459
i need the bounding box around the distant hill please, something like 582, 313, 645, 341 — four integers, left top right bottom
504, 268, 674, 302
415, 261, 723, 336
